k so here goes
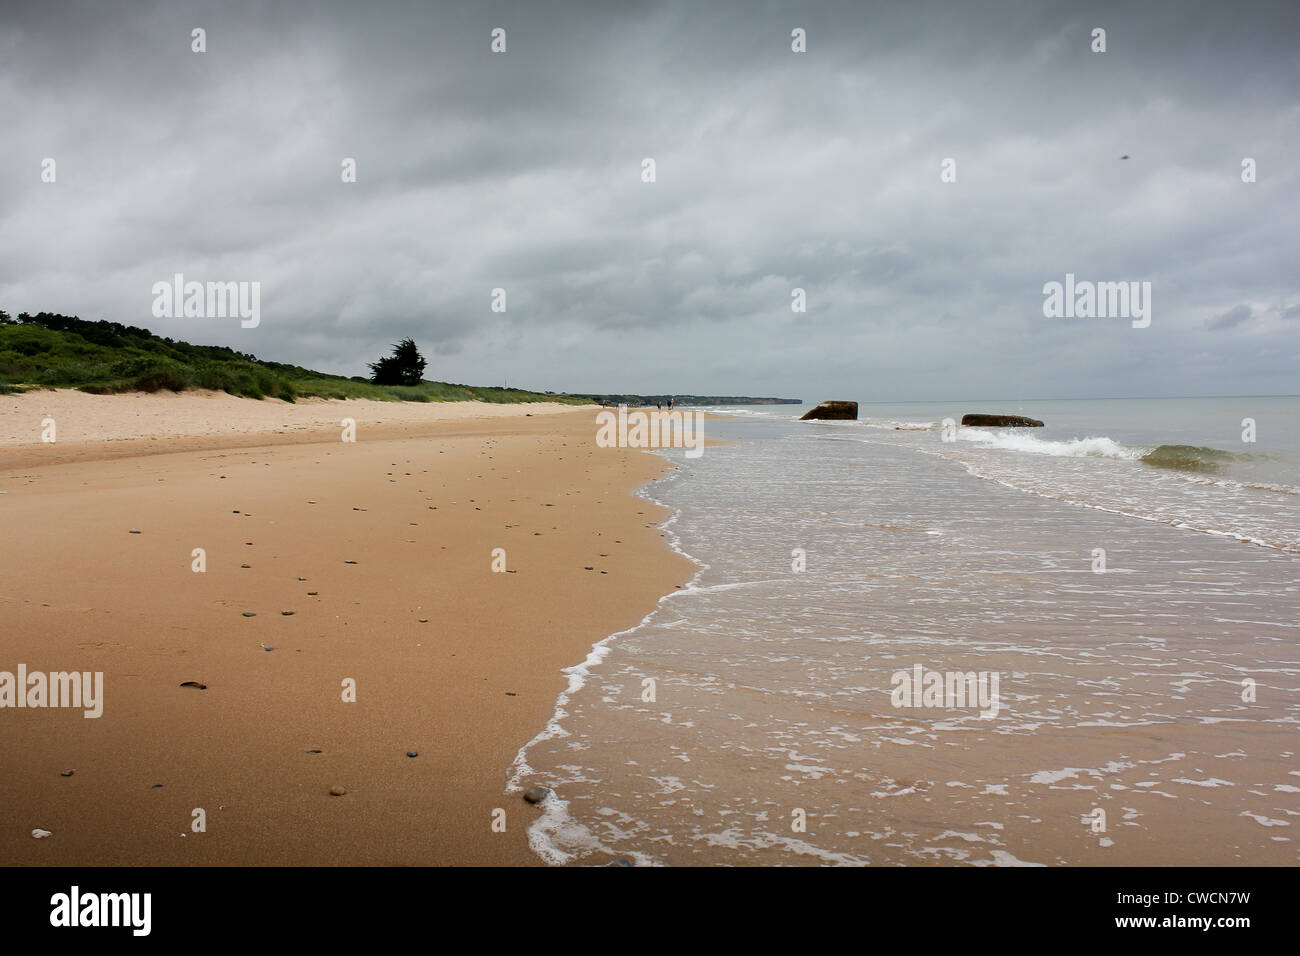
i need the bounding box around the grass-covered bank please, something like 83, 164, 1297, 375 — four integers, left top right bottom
0, 311, 591, 405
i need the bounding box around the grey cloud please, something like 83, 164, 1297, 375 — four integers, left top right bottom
1, 0, 1298, 400
1208, 304, 1253, 330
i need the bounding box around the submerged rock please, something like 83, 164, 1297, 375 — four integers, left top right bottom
523, 785, 550, 804
960, 414, 1044, 427
800, 401, 858, 421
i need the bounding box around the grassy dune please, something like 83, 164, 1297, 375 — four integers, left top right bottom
0, 312, 590, 405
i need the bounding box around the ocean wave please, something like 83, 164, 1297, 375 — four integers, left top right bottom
957, 429, 1143, 460
1139, 444, 1238, 474
894, 430, 1300, 552
954, 431, 1271, 479
861, 418, 939, 431
1177, 473, 1300, 496
946, 457, 1299, 553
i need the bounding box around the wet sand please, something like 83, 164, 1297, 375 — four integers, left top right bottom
0, 392, 695, 865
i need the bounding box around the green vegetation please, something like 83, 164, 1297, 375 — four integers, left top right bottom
0, 310, 592, 405
369, 338, 427, 386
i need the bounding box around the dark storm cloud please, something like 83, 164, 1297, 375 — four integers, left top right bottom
1, 0, 1297, 399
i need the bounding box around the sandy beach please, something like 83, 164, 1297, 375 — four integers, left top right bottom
0, 390, 694, 865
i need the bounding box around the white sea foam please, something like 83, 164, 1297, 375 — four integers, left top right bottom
957, 429, 1144, 460
973, 850, 1046, 867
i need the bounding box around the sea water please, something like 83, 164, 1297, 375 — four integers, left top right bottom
512, 397, 1300, 865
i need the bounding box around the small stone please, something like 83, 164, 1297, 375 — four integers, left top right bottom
523, 785, 550, 804
60, 770, 74, 777
307, 591, 319, 596
179, 681, 207, 689
307, 749, 322, 754
242, 612, 256, 617
263, 646, 274, 652
129, 529, 141, 534
329, 785, 347, 796
406, 750, 418, 758
241, 564, 251, 569
281, 610, 294, 616
344, 560, 358, 565
31, 829, 52, 839
608, 857, 634, 867
298, 577, 307, 582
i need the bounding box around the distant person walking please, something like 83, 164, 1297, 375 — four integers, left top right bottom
667, 396, 674, 410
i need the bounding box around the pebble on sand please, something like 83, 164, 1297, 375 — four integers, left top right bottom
329, 786, 347, 796
523, 785, 550, 804
406, 750, 418, 758
179, 681, 207, 689
281, 610, 294, 616
31, 829, 52, 839
60, 770, 74, 777
242, 612, 256, 617
129, 529, 141, 534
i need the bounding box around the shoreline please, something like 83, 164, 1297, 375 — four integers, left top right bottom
0, 392, 695, 865
507, 465, 709, 866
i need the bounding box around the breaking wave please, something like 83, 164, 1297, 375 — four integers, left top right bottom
957, 429, 1142, 460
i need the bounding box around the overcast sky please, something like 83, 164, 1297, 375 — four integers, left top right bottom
2, 0, 1297, 401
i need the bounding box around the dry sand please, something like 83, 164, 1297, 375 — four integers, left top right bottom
0, 391, 695, 865
1, 388, 581, 456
